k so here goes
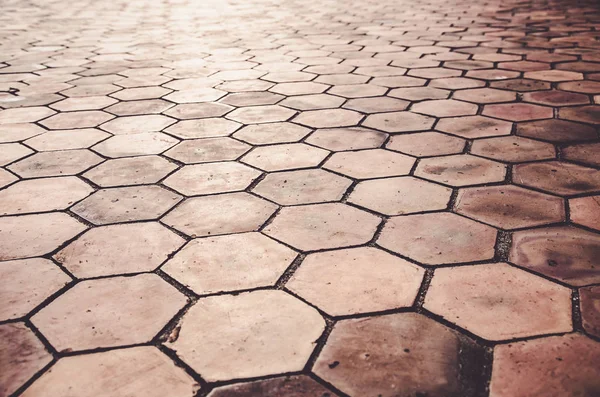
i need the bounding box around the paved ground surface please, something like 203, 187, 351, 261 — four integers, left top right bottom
1, 0, 600, 396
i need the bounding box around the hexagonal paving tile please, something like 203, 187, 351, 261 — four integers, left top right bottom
523, 90, 589, 107
324, 149, 415, 179
288, 247, 424, 316
40, 110, 115, 129
0, 123, 46, 143
455, 185, 565, 230
164, 138, 250, 164
0, 107, 56, 124
563, 142, 600, 167
490, 334, 600, 397
72, 186, 182, 225
25, 128, 110, 151
378, 212, 497, 265
1, 258, 70, 320
8, 149, 103, 178
436, 115, 512, 138
513, 161, 600, 196
411, 99, 478, 117
470, 135, 555, 162
32, 274, 187, 352
453, 87, 517, 103
293, 109, 362, 128
164, 102, 233, 119
226, 105, 296, 124
164, 162, 261, 196
305, 127, 387, 151
162, 192, 276, 237
252, 168, 351, 205
0, 143, 33, 166
580, 286, 600, 338
569, 195, 600, 231
0, 323, 52, 397
483, 103, 553, 121
349, 176, 452, 215
92, 132, 179, 157
510, 226, 600, 286
425, 263, 572, 340
83, 155, 177, 187
559, 105, 600, 125
162, 233, 296, 295
362, 111, 435, 132
415, 154, 506, 187
386, 131, 465, 157
21, 347, 199, 397
279, 93, 345, 111
166, 290, 325, 381
164, 118, 241, 139
264, 203, 380, 251
54, 222, 184, 278
233, 122, 311, 145
0, 213, 87, 260
515, 119, 597, 142
0, 176, 93, 215
241, 143, 328, 171
314, 313, 475, 397
207, 376, 334, 397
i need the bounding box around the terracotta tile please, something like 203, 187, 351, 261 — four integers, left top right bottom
490, 334, 600, 397
163, 88, 226, 103
208, 376, 335, 397
50, 95, 118, 111
110, 86, 171, 100
412, 99, 478, 117
164, 162, 260, 196
0, 323, 52, 397
558, 80, 600, 94
21, 347, 199, 397
99, 114, 176, 135
523, 90, 589, 106
0, 107, 56, 124
386, 131, 465, 157
163, 192, 276, 237
314, 313, 472, 397
371, 76, 427, 88
388, 86, 450, 101
436, 115, 512, 138
470, 135, 555, 162
104, 99, 174, 116
164, 102, 233, 119
253, 168, 350, 205
288, 247, 423, 316
569, 195, 600, 231
279, 93, 345, 110
580, 286, 600, 338
293, 109, 362, 128
25, 128, 110, 151
378, 212, 497, 265
83, 156, 176, 187
60, 84, 120, 97
166, 290, 324, 381
226, 105, 296, 124
264, 203, 380, 251
343, 97, 408, 113
425, 263, 572, 340
324, 149, 415, 179
453, 87, 516, 103
32, 274, 186, 351
0, 123, 46, 143
513, 161, 600, 196
233, 122, 311, 145
164, 118, 241, 139
429, 77, 486, 90
270, 82, 329, 96
306, 127, 386, 151
264, 71, 316, 83
163, 233, 295, 294
93, 132, 179, 157
165, 137, 250, 164
408, 67, 461, 79
416, 154, 506, 186
0, 169, 17, 188
8, 149, 102, 178
510, 226, 600, 286
559, 105, 600, 124
54, 222, 184, 278
483, 103, 553, 121
363, 111, 435, 132
516, 119, 597, 142
314, 73, 368, 85
0, 142, 33, 166
242, 143, 328, 171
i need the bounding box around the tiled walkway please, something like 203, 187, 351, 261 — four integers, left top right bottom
1, 0, 600, 395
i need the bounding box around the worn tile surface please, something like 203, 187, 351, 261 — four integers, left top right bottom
1, 0, 599, 395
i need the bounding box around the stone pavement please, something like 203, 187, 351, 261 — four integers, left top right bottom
1, 0, 600, 395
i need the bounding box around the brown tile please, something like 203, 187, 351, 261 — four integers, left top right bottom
559, 105, 600, 124
389, 86, 450, 100
490, 334, 600, 397
411, 99, 478, 117
8, 149, 102, 178
83, 155, 176, 187
570, 195, 600, 231
425, 263, 572, 340
32, 274, 186, 351
483, 103, 553, 121
580, 286, 600, 338
264, 203, 380, 251
343, 97, 409, 113
563, 142, 600, 167
165, 137, 250, 164
453, 88, 517, 103
436, 115, 512, 138
314, 313, 472, 397
233, 122, 311, 145
324, 149, 415, 179
349, 176, 451, 215
306, 127, 387, 151
524, 70, 584, 82
242, 143, 328, 171
363, 111, 435, 132
166, 290, 324, 381
162, 233, 295, 294
208, 376, 335, 397
516, 119, 597, 142
416, 154, 506, 187
0, 323, 52, 397
288, 247, 423, 316
293, 109, 362, 128
378, 212, 497, 265
162, 192, 276, 237
513, 161, 600, 196
93, 132, 179, 158
279, 93, 345, 110
386, 131, 465, 157
510, 226, 600, 286
164, 162, 260, 196
54, 222, 184, 278
252, 168, 351, 205
522, 90, 589, 106
21, 347, 199, 397
470, 135, 555, 163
